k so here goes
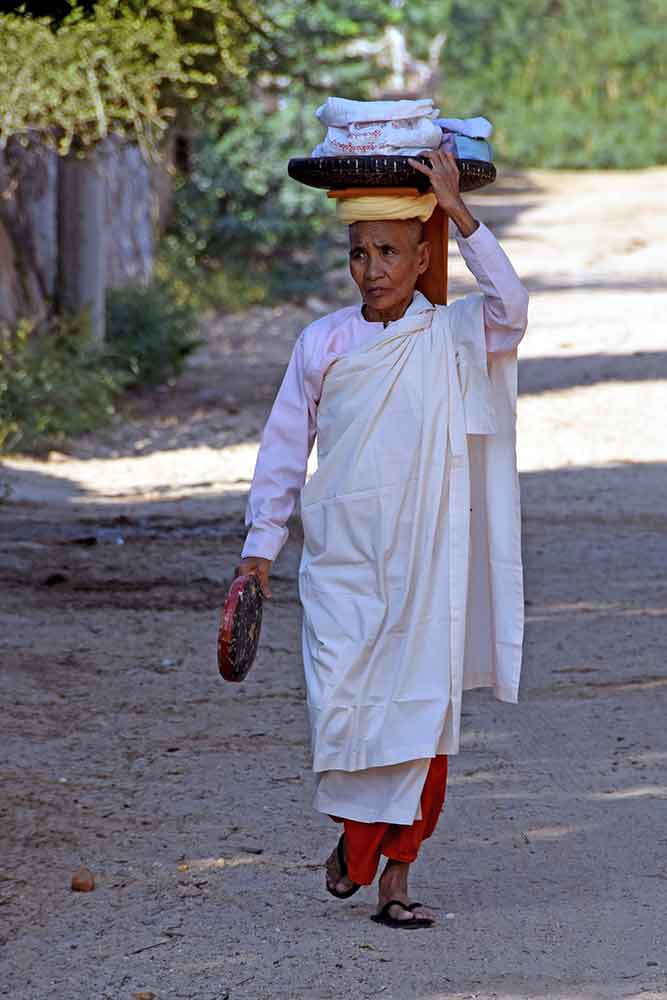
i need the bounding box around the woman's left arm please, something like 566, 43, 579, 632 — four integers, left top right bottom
454, 221, 529, 353
408, 148, 529, 353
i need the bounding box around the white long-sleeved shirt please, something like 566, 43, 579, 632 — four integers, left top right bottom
242, 221, 528, 561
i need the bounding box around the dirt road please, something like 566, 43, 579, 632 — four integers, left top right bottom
2, 169, 666, 1000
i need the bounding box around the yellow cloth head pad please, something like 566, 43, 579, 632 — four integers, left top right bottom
336, 192, 438, 224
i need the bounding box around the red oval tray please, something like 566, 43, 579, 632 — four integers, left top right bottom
218, 574, 263, 682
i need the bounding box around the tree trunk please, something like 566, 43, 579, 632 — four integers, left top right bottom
104, 135, 156, 288
0, 135, 58, 326
58, 149, 106, 341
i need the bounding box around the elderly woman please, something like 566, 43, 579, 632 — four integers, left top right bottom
237, 151, 528, 928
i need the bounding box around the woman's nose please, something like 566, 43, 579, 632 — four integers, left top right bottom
365, 255, 385, 281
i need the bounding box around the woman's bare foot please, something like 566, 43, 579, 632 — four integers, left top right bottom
376, 859, 435, 924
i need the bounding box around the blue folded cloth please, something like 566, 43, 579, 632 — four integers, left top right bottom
452, 136, 494, 162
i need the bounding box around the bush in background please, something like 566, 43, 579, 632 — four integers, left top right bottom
0, 318, 119, 453
105, 283, 200, 387
159, 90, 340, 312
0, 284, 198, 453
160, 0, 667, 314
442, 0, 667, 169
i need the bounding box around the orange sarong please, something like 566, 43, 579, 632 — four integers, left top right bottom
335, 755, 448, 885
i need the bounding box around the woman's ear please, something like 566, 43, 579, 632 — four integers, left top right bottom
416, 239, 431, 275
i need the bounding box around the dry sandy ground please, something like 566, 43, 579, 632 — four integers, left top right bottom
1, 168, 666, 1000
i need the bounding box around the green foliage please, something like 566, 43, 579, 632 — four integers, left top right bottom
0, 0, 394, 155
161, 0, 401, 309
105, 284, 200, 386
225, 1, 395, 94
161, 91, 337, 309
158, 0, 667, 312
0, 317, 119, 452
2, 0, 664, 170
5, 0, 664, 334
0, 2, 209, 154
440, 0, 667, 168
0, 284, 199, 453
0, 0, 404, 310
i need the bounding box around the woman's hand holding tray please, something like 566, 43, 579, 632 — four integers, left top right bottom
218, 573, 264, 682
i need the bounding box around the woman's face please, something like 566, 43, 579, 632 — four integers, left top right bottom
348, 219, 430, 322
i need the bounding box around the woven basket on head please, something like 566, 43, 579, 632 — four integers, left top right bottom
288, 155, 496, 193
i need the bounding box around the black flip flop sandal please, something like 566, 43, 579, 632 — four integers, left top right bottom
326, 833, 361, 899
370, 899, 434, 929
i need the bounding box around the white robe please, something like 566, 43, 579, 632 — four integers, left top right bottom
299, 292, 523, 823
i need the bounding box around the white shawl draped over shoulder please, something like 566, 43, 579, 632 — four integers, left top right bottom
299, 291, 523, 781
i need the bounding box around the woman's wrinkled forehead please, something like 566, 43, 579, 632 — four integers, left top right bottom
348, 218, 424, 249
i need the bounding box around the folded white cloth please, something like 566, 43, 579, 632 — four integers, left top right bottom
312, 115, 442, 157
310, 99, 491, 158
435, 116, 493, 139
316, 97, 438, 126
